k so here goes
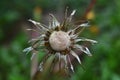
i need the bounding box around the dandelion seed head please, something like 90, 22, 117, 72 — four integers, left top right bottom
23, 9, 97, 73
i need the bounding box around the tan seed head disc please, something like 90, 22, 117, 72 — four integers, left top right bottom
49, 31, 71, 51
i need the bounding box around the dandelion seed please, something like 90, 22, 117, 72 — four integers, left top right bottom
31, 53, 36, 60
23, 47, 33, 55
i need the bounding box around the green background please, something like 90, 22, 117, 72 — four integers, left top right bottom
0, 0, 120, 80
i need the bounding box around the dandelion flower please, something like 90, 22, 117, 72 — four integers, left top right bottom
23, 9, 97, 73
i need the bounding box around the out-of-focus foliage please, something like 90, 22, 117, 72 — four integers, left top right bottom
0, 0, 120, 80
0, 33, 30, 80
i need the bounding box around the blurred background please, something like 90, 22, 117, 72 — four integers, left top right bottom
0, 0, 120, 80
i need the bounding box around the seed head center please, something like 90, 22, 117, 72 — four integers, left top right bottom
49, 31, 71, 51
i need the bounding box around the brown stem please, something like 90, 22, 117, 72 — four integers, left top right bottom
75, 0, 96, 24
